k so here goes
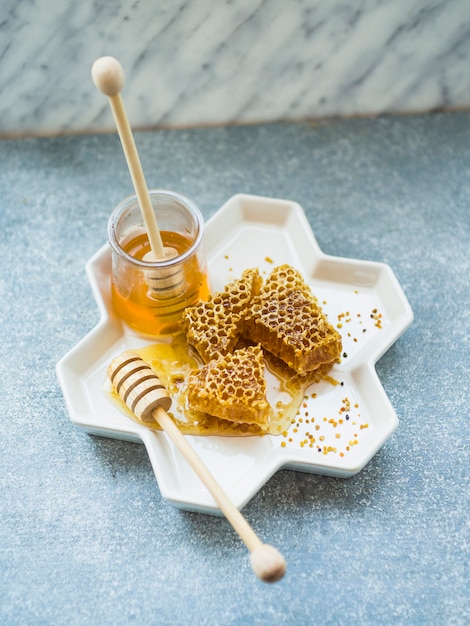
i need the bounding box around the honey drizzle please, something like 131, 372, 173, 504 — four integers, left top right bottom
107, 334, 320, 437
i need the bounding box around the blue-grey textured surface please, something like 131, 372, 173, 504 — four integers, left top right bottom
0, 113, 468, 625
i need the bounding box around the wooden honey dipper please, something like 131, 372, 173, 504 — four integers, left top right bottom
108, 351, 286, 583
92, 56, 184, 299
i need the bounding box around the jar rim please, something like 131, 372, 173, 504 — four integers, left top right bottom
107, 189, 204, 268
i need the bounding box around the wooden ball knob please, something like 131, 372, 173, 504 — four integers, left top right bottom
92, 56, 124, 96
250, 544, 286, 583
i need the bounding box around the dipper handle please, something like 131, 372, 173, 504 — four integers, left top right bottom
92, 56, 166, 259
108, 351, 286, 583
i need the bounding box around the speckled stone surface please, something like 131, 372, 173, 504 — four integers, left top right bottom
0, 113, 468, 625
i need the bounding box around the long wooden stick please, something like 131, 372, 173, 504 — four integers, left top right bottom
154, 406, 261, 551
92, 56, 165, 259
109, 351, 286, 583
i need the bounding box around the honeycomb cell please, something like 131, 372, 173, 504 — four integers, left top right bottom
244, 265, 342, 374
181, 268, 262, 363
187, 345, 270, 429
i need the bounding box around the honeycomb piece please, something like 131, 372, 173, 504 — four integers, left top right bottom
244, 265, 342, 374
181, 268, 262, 363
187, 345, 270, 429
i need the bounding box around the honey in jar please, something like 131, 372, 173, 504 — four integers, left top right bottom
108, 189, 210, 336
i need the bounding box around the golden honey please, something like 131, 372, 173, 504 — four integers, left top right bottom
106, 264, 341, 438
108, 189, 210, 336
112, 231, 210, 335
109, 334, 310, 437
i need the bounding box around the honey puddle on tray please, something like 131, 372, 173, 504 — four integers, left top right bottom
106, 333, 330, 437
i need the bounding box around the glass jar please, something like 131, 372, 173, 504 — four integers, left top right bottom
108, 189, 210, 336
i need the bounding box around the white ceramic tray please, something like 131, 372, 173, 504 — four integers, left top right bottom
56, 194, 413, 515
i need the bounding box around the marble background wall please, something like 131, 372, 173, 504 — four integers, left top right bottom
1, 0, 469, 138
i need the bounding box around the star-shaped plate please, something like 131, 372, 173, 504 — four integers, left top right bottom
57, 194, 413, 515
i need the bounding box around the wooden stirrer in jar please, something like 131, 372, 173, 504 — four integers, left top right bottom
108, 350, 286, 583
92, 56, 183, 298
